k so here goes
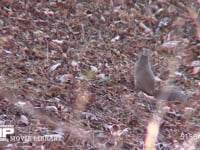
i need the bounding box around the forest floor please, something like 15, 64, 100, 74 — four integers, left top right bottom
0, 0, 199, 150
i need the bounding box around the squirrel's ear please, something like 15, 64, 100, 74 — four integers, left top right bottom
141, 48, 151, 56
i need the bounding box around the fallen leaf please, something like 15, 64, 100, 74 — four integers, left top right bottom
19, 115, 29, 126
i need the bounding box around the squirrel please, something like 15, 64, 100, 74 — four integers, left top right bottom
134, 49, 155, 96
134, 49, 188, 102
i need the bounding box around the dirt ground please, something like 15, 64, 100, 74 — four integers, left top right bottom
0, 0, 199, 150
